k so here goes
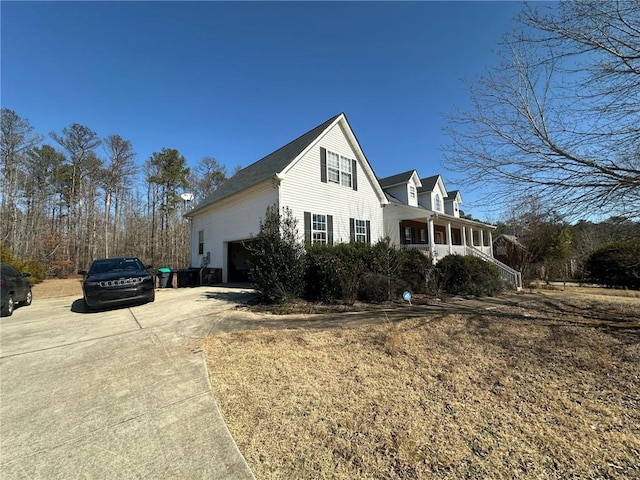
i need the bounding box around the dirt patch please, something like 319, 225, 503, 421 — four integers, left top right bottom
206, 291, 640, 479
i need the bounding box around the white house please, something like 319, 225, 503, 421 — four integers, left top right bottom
187, 113, 519, 287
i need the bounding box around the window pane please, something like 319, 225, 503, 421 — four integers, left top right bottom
313, 214, 326, 230
404, 226, 412, 243
341, 172, 352, 187
340, 156, 352, 173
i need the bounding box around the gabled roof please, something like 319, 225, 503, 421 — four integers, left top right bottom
379, 170, 418, 189
445, 190, 462, 202
188, 113, 387, 216
189, 114, 341, 215
417, 175, 439, 193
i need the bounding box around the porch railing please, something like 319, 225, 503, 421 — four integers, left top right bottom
466, 246, 522, 291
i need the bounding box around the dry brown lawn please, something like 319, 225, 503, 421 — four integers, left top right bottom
205, 290, 640, 479
32, 277, 83, 298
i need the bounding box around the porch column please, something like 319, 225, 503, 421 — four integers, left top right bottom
469, 227, 474, 247
447, 221, 453, 254
462, 226, 467, 248
428, 217, 435, 262
480, 230, 485, 250
489, 231, 494, 257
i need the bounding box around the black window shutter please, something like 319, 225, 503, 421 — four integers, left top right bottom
349, 218, 355, 242
327, 215, 334, 245
366, 220, 371, 244
304, 211, 311, 244
352, 159, 358, 191
400, 223, 404, 245
320, 148, 327, 183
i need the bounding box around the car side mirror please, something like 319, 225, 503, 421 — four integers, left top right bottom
146, 265, 153, 269
78, 270, 88, 275
22, 272, 31, 277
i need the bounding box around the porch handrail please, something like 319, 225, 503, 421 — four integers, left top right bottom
466, 246, 522, 291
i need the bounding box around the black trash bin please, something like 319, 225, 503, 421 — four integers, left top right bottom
177, 269, 200, 287
157, 267, 173, 288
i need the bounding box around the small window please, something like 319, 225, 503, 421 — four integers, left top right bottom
409, 186, 416, 199
198, 230, 204, 255
404, 226, 412, 244
312, 214, 327, 244
355, 219, 367, 243
453, 201, 458, 212
419, 228, 427, 244
434, 194, 442, 212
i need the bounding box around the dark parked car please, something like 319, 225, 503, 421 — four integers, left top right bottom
79, 257, 155, 311
1, 264, 32, 317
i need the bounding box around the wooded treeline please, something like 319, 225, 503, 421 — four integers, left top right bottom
1, 108, 230, 277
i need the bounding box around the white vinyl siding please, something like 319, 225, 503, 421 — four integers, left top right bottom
281, 122, 384, 245
189, 180, 278, 271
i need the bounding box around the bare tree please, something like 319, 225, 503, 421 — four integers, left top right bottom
102, 135, 137, 257
444, 1, 640, 219
1, 109, 42, 249
188, 156, 228, 204
51, 123, 102, 271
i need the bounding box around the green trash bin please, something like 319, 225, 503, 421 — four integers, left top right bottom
157, 267, 173, 288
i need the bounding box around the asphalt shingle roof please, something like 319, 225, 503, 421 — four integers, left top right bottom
417, 175, 440, 193
189, 113, 342, 214
378, 170, 416, 189
445, 190, 461, 201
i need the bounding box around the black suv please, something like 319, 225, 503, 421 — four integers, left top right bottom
79, 257, 155, 311
1, 264, 33, 317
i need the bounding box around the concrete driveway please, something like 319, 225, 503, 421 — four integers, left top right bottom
0, 286, 256, 479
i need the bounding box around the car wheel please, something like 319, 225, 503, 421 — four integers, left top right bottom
148, 290, 155, 303
22, 288, 32, 306
1, 294, 14, 317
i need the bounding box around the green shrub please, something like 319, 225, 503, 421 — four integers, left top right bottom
304, 244, 343, 302
398, 248, 434, 294
305, 242, 376, 304
247, 205, 305, 303
18, 259, 47, 284
358, 272, 399, 303
0, 244, 46, 284
586, 240, 640, 289
436, 254, 505, 296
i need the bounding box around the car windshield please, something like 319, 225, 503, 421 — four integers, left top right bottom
89, 258, 145, 274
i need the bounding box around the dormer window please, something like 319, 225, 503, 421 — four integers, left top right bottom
435, 193, 442, 212
454, 201, 458, 212
409, 185, 416, 199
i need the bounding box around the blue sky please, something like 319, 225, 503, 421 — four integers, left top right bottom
2, 1, 525, 220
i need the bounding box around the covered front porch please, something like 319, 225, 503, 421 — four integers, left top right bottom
398, 215, 494, 262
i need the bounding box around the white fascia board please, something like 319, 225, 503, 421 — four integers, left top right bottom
410, 170, 422, 188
